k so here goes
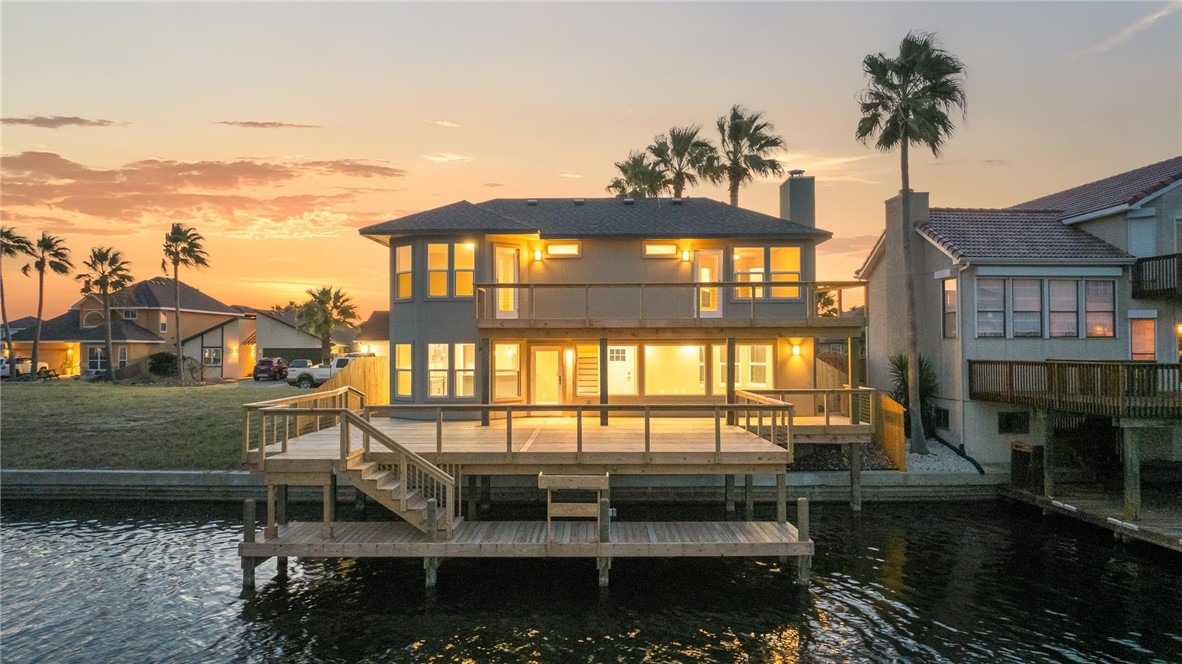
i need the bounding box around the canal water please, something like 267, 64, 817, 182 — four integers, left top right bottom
2, 500, 1180, 663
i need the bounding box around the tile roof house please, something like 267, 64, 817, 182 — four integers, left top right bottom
856, 156, 1182, 466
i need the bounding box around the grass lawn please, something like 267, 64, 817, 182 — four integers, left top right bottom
0, 380, 302, 470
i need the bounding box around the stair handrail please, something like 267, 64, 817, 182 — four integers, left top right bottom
339, 410, 455, 487
243, 386, 366, 469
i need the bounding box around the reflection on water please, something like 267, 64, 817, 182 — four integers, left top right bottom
3, 500, 1180, 663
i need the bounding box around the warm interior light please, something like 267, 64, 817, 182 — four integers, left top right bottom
791, 344, 801, 356
534, 249, 543, 261
565, 348, 574, 364
681, 250, 690, 261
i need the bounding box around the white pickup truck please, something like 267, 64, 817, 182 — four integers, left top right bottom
0, 356, 49, 380
285, 356, 355, 388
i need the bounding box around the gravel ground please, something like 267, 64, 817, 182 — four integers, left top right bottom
905, 439, 980, 474
789, 438, 979, 473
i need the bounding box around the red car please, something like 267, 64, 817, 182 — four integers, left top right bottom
252, 357, 288, 381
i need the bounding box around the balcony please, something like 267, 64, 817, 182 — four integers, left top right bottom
1132, 253, 1182, 300
968, 360, 1182, 419
474, 281, 867, 330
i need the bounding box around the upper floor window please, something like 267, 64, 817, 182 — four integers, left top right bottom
1012, 279, 1042, 338
82, 311, 104, 328
159, 320, 168, 334
428, 343, 449, 397
1130, 319, 1155, 361
1085, 280, 1115, 338
976, 279, 1005, 338
942, 279, 957, 338
643, 242, 679, 258
118, 309, 138, 320
427, 243, 475, 298
395, 245, 413, 300
544, 242, 581, 258
1049, 280, 1078, 338
733, 246, 801, 299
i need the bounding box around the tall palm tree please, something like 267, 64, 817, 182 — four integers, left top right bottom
0, 226, 35, 361
299, 286, 358, 362
21, 233, 73, 376
855, 31, 967, 455
77, 247, 134, 381
162, 223, 210, 379
716, 105, 786, 206
647, 126, 721, 198
604, 151, 670, 198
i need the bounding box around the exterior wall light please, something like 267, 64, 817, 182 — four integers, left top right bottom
791, 343, 802, 356
681, 250, 690, 261
534, 249, 543, 261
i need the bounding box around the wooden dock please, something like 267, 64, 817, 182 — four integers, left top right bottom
1001, 486, 1182, 553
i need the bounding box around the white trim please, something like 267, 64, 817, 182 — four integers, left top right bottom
1062, 204, 1130, 225
917, 228, 962, 263
1132, 178, 1182, 208
1127, 309, 1157, 319
1126, 208, 1156, 219
977, 266, 1123, 277
854, 231, 886, 278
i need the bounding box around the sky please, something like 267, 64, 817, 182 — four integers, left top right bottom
2, 2, 1179, 321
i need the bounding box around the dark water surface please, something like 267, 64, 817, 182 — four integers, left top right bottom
2, 500, 1180, 663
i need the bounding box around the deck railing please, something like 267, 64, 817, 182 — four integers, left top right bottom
739, 387, 878, 428
475, 280, 867, 327
1132, 253, 1182, 300
968, 360, 1182, 418
364, 402, 795, 462
243, 386, 366, 470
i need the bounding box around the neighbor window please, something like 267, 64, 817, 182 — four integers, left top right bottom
643, 242, 679, 257
202, 347, 222, 367
394, 343, 412, 397
87, 347, 106, 371
395, 245, 413, 300
1012, 280, 1043, 338
1131, 319, 1155, 361
493, 343, 520, 399
544, 242, 581, 257
83, 311, 104, 328
119, 309, 138, 320
117, 346, 128, 369
643, 345, 706, 396
1085, 281, 1115, 338
1049, 280, 1078, 338
976, 279, 1005, 337
159, 320, 168, 334
427, 243, 475, 298
933, 407, 950, 430
942, 279, 957, 338
428, 344, 449, 397
455, 343, 475, 397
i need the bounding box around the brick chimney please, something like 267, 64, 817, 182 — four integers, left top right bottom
779, 171, 815, 227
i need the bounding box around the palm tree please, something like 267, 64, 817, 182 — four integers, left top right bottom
716, 105, 786, 206
299, 286, 358, 362
21, 233, 73, 376
647, 126, 721, 198
604, 151, 670, 198
162, 223, 210, 379
856, 31, 967, 454
0, 227, 35, 361
77, 247, 134, 381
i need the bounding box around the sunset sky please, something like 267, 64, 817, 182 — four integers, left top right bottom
2, 2, 1179, 321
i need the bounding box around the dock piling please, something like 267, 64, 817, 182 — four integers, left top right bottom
724, 475, 735, 513
242, 499, 256, 590
796, 497, 811, 587
744, 474, 754, 518
424, 557, 439, 588
850, 444, 863, 512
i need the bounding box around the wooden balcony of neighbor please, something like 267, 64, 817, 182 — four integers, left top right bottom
968, 360, 1182, 419
474, 280, 868, 331
1132, 253, 1182, 300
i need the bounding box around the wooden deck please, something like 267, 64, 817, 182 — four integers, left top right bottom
239, 519, 811, 559
1001, 486, 1182, 553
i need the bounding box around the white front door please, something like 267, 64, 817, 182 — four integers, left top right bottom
494, 246, 519, 319
532, 347, 563, 404
695, 250, 723, 318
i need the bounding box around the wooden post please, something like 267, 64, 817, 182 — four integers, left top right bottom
467, 474, 478, 520
265, 484, 278, 538
744, 474, 754, 518
424, 557, 439, 588
480, 475, 491, 512
726, 337, 737, 425
321, 477, 335, 539
426, 498, 439, 542
848, 337, 862, 423
599, 337, 609, 426
436, 407, 444, 461
276, 485, 288, 526
505, 408, 513, 461
479, 338, 491, 426
1123, 427, 1141, 521
597, 556, 610, 588
849, 443, 863, 512
242, 499, 256, 590
599, 498, 610, 543
1043, 411, 1056, 497
724, 474, 735, 514
776, 473, 787, 526
796, 497, 811, 587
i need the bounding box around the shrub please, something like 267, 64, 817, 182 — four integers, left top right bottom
148, 352, 178, 377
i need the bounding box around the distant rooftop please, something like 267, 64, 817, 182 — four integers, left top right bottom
919, 208, 1131, 262
1011, 155, 1182, 221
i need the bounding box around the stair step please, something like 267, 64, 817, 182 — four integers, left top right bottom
364, 469, 393, 485
352, 460, 377, 473
375, 478, 402, 493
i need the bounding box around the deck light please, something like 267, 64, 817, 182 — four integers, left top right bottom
791, 343, 801, 356
681, 250, 690, 261
534, 249, 543, 261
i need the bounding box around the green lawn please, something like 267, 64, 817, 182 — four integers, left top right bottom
0, 380, 301, 470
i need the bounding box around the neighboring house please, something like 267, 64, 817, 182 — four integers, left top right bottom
358, 174, 867, 415
10, 277, 248, 378
857, 156, 1182, 466
1, 316, 39, 347
233, 306, 325, 363
352, 311, 390, 356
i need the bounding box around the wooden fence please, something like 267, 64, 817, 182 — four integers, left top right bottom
318, 356, 389, 404
873, 393, 907, 472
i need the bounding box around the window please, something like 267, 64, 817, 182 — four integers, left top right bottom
942, 279, 957, 338
998, 412, 1029, 434
714, 343, 774, 390
395, 245, 413, 300
455, 244, 475, 297
1131, 319, 1155, 361
734, 247, 801, 299
87, 347, 106, 371
455, 343, 475, 397
1049, 280, 1078, 338
643, 345, 706, 395
933, 407, 950, 430
394, 343, 412, 397
119, 309, 138, 320
427, 244, 450, 298
159, 320, 168, 334
733, 247, 765, 299
202, 347, 222, 366
493, 343, 520, 399
769, 247, 801, 298
1085, 281, 1115, 338
117, 346, 128, 369
428, 344, 449, 397
643, 242, 678, 257
606, 345, 637, 395
544, 242, 581, 257
82, 311, 103, 328
1012, 280, 1042, 338
427, 243, 475, 298
976, 279, 1005, 337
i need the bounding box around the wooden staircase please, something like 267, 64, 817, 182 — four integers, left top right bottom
343, 456, 461, 537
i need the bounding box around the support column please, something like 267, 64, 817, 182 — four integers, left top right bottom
848, 336, 862, 423
480, 475, 491, 512
725, 337, 737, 425
743, 474, 754, 518
276, 485, 288, 575
796, 497, 811, 587
1043, 411, 1055, 497
724, 474, 735, 514
467, 474, 478, 520
265, 484, 278, 538
321, 477, 335, 539
242, 499, 256, 590
599, 337, 609, 426
1123, 428, 1141, 522
479, 338, 491, 426
424, 557, 439, 588
849, 443, 863, 512
776, 473, 787, 526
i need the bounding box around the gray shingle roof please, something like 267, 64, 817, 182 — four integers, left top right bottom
919, 208, 1131, 261
354, 310, 389, 341
360, 197, 829, 239
88, 277, 240, 315
1011, 155, 1182, 220
10, 311, 165, 343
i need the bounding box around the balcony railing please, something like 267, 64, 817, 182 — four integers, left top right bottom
968, 360, 1182, 419
474, 280, 867, 328
1132, 253, 1182, 300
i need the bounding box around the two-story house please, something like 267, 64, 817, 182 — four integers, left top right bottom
359, 174, 867, 419
857, 157, 1181, 516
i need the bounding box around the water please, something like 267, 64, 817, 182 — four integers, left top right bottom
3, 500, 1180, 663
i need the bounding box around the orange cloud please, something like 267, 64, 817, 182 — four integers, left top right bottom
1, 115, 124, 129
215, 120, 320, 129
